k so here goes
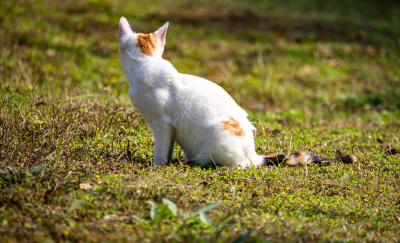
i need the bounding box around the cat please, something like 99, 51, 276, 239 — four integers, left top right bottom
118, 17, 357, 167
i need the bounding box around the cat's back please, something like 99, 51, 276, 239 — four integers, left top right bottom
171, 73, 248, 121
182, 74, 240, 104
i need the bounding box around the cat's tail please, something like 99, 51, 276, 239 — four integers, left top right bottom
263, 152, 357, 166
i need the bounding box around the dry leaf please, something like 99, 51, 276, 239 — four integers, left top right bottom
34, 101, 47, 106
102, 214, 119, 221
385, 146, 400, 155
300, 65, 313, 75
79, 183, 93, 190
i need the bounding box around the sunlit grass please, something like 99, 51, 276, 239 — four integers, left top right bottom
1, 0, 399, 242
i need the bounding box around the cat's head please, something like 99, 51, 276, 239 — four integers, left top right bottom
119, 17, 168, 60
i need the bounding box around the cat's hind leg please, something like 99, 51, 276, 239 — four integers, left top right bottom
168, 140, 175, 161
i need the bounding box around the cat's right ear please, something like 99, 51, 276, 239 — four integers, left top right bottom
155, 22, 169, 46
119, 17, 134, 38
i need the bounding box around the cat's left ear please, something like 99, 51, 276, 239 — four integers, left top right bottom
119, 16, 134, 38
155, 22, 169, 45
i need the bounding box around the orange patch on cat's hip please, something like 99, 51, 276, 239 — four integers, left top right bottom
221, 118, 245, 136
137, 33, 157, 56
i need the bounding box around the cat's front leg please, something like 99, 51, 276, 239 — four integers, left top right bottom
150, 121, 174, 166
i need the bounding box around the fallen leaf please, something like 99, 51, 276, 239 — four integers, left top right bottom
102, 214, 119, 221
201, 181, 209, 186
46, 49, 55, 57
300, 65, 313, 75
385, 146, 400, 155
79, 183, 93, 190
34, 101, 47, 106
43, 189, 54, 201
44, 182, 59, 202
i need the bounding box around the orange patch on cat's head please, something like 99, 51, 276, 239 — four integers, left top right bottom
136, 33, 158, 56
221, 118, 245, 136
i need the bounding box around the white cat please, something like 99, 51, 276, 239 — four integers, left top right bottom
118, 17, 357, 167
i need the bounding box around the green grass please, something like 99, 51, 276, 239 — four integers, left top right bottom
1, 0, 400, 242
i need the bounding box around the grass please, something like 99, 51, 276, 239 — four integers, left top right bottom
1, 0, 400, 242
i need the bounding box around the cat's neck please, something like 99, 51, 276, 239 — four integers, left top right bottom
132, 56, 170, 68
130, 53, 162, 64
124, 56, 177, 76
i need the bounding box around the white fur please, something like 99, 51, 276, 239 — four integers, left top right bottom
119, 17, 264, 167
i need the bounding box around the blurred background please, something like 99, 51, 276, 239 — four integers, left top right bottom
1, 0, 399, 114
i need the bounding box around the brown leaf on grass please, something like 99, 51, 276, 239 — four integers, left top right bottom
46, 49, 55, 57
384, 146, 400, 155
34, 101, 47, 106
102, 214, 120, 222
376, 138, 399, 155
43, 182, 60, 202
335, 150, 344, 157
43, 189, 54, 202
300, 65, 313, 75
201, 181, 209, 186
79, 182, 93, 190
267, 128, 281, 136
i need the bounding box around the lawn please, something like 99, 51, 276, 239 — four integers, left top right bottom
1, 0, 400, 242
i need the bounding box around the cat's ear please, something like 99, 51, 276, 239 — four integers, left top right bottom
119, 17, 137, 59
119, 16, 134, 38
155, 22, 169, 45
